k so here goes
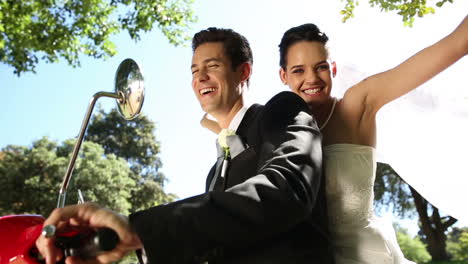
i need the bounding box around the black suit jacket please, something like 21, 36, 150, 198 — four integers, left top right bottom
129, 92, 334, 263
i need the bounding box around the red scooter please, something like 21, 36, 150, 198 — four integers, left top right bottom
0, 59, 145, 264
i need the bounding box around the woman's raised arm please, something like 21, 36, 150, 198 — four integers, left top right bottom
358, 15, 467, 114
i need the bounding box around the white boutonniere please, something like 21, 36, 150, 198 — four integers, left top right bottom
218, 128, 236, 159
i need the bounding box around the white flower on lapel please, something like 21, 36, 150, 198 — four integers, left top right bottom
218, 128, 236, 159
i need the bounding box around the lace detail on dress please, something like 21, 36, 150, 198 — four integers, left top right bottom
325, 144, 376, 228
327, 181, 374, 227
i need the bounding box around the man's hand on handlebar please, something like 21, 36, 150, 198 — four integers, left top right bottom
35, 203, 143, 264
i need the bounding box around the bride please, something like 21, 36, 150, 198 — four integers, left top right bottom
276, 16, 467, 263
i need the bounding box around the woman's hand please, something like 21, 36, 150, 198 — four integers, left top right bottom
35, 203, 143, 264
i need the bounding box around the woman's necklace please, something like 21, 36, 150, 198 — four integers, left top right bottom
319, 98, 337, 131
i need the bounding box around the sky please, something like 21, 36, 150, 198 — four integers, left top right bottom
1, 0, 467, 231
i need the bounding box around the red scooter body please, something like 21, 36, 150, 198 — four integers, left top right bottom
0, 215, 45, 264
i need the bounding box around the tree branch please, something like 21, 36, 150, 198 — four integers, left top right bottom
442, 216, 458, 230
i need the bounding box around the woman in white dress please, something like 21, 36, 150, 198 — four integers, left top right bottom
276, 16, 467, 263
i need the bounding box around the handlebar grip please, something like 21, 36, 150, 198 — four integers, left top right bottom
58, 228, 119, 259
95, 228, 120, 251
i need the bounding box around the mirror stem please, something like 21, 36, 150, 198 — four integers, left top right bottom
57, 92, 121, 208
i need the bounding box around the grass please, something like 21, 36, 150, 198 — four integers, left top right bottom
425, 261, 468, 264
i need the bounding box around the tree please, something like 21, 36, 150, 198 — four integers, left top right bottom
447, 227, 468, 261
411, 186, 458, 261
395, 225, 432, 263
0, 0, 196, 76
0, 106, 175, 215
86, 107, 175, 212
375, 162, 458, 261
374, 163, 415, 218
0, 137, 135, 215
340, 0, 455, 26
86, 107, 163, 182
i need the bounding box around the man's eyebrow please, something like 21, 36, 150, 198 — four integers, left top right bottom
191, 58, 222, 69
204, 58, 222, 64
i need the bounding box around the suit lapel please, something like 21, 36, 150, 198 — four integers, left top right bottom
236, 104, 261, 139
206, 105, 263, 192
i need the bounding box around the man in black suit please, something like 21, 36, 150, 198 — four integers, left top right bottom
36, 28, 333, 264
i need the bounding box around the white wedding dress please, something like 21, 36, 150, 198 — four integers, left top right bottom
324, 144, 415, 264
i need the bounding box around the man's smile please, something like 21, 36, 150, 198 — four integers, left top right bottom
200, 87, 218, 95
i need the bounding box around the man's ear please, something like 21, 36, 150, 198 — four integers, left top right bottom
239, 62, 252, 85
331, 61, 337, 77
279, 67, 288, 85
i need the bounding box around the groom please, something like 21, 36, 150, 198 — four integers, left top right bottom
164, 27, 333, 263
36, 28, 333, 264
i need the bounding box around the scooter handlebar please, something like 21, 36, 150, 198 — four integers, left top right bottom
56, 228, 119, 259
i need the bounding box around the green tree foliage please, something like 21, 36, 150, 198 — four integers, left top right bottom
447, 227, 468, 261
375, 162, 458, 261
0, 137, 134, 215
340, 0, 455, 26
396, 225, 432, 263
0, 106, 175, 216
0, 0, 196, 75
86, 107, 176, 211
87, 107, 163, 182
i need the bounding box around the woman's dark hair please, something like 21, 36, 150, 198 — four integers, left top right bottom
278, 23, 329, 69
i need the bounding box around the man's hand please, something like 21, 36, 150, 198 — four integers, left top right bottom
35, 203, 143, 264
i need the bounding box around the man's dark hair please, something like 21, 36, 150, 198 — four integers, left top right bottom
192, 27, 253, 71
278, 23, 329, 69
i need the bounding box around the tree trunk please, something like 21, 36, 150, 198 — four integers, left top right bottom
410, 186, 457, 261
